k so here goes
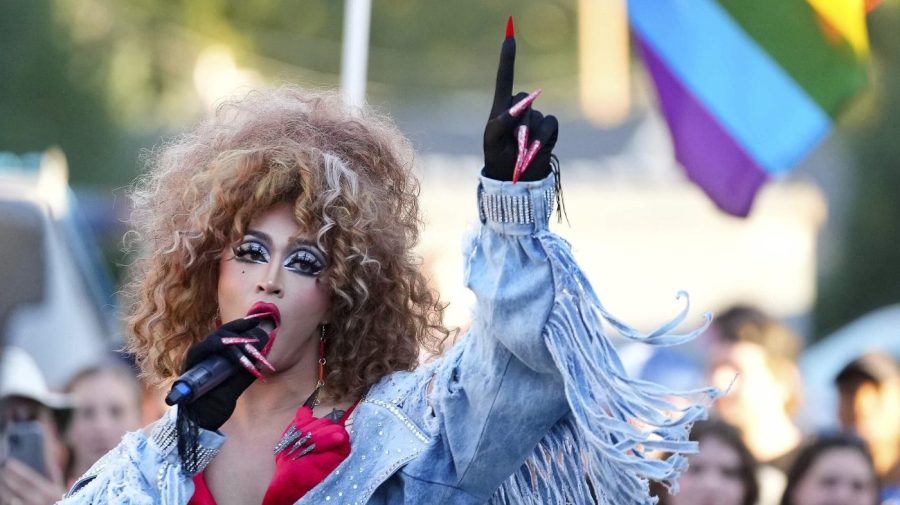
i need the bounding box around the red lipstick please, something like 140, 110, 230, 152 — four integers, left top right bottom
245, 302, 280, 355
246, 301, 280, 328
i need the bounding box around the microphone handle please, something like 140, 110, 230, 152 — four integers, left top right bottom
165, 355, 235, 405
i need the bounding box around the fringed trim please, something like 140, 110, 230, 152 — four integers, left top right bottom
492, 233, 720, 505
489, 417, 598, 505
549, 154, 568, 225
175, 402, 203, 474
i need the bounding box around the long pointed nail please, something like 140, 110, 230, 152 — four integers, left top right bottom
286, 432, 313, 457
274, 426, 301, 455
239, 355, 265, 381
506, 16, 515, 39
221, 337, 259, 345
245, 344, 276, 372
294, 443, 316, 459
520, 139, 543, 175
512, 163, 525, 184
508, 89, 542, 118
513, 125, 528, 184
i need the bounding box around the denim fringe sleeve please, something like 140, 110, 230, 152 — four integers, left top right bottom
475, 175, 721, 505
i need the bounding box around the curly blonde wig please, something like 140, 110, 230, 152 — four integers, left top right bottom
124, 86, 448, 401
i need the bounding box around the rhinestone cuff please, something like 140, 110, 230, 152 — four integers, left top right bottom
479, 186, 555, 225
149, 419, 219, 476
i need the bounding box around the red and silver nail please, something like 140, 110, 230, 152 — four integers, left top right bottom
508, 89, 542, 118
244, 344, 276, 372
221, 337, 259, 345
513, 124, 529, 184
238, 355, 265, 381
520, 139, 543, 176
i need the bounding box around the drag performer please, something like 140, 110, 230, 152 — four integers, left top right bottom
60, 19, 717, 505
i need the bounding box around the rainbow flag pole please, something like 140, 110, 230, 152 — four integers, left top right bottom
628, 0, 871, 217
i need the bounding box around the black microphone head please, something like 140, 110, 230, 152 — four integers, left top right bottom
165, 382, 192, 405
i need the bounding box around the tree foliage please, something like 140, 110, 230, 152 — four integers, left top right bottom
0, 0, 126, 185
2, 0, 578, 185
814, 4, 900, 336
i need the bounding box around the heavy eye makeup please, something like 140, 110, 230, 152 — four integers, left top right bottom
284, 247, 326, 276
232, 237, 326, 277
233, 240, 270, 263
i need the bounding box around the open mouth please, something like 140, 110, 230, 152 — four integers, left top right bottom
245, 301, 280, 355
246, 301, 280, 328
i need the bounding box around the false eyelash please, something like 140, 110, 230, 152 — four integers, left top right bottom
233, 241, 270, 262
284, 248, 326, 276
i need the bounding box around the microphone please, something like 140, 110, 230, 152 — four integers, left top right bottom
165, 354, 234, 406
165, 318, 274, 406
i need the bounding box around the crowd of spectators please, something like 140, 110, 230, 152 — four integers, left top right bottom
650, 304, 900, 505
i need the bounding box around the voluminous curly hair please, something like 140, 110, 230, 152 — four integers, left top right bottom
124, 86, 448, 401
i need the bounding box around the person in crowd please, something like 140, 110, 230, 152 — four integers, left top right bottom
653, 419, 759, 505
704, 305, 805, 504
835, 352, 900, 503
63, 362, 143, 487
58, 20, 718, 504
779, 435, 879, 505
706, 305, 804, 468
0, 346, 71, 505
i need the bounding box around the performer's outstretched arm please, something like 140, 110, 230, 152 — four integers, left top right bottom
402, 21, 717, 504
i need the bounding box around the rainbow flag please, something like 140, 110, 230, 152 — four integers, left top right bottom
628, 0, 871, 216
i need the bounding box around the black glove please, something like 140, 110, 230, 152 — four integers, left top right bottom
174, 317, 270, 472
483, 30, 559, 182
180, 317, 270, 431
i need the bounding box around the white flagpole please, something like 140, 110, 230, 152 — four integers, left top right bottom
341, 0, 372, 108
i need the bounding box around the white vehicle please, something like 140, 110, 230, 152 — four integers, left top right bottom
0, 149, 117, 388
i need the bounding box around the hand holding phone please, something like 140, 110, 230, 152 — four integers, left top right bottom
1, 421, 66, 504
2, 420, 47, 476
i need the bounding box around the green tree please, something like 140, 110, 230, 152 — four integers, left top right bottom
0, 0, 129, 186
815, 4, 900, 336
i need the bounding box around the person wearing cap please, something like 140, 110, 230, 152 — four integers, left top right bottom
835, 352, 900, 503
0, 346, 72, 505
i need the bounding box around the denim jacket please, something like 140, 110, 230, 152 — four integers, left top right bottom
60, 174, 718, 505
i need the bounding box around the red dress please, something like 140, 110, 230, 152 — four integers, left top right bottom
189, 402, 358, 505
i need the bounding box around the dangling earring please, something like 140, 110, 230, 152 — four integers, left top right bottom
315, 324, 327, 406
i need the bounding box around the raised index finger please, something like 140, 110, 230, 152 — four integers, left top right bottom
491, 17, 517, 118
